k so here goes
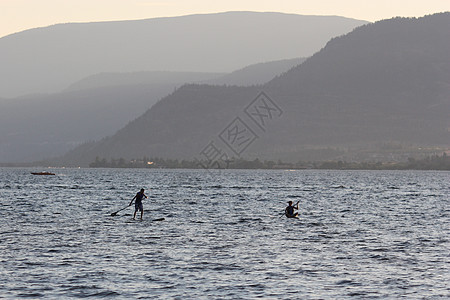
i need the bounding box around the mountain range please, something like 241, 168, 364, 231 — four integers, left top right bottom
0, 12, 366, 164
0, 11, 367, 98
57, 13, 450, 166
0, 58, 305, 163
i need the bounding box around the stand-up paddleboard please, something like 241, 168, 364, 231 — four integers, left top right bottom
286, 215, 299, 219
124, 217, 165, 224
285, 212, 299, 218
128, 217, 165, 222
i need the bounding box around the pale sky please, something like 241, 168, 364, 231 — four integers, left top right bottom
1, 0, 449, 38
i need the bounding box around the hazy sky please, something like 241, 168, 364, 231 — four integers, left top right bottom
1, 0, 449, 38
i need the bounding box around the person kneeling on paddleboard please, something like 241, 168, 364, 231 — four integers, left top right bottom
130, 188, 147, 220
285, 200, 299, 218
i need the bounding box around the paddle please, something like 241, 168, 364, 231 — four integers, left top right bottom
294, 200, 300, 217
110, 204, 130, 216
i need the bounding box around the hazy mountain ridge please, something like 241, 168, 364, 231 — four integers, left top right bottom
0, 11, 367, 98
56, 13, 450, 166
0, 57, 306, 163
264, 13, 450, 146
65, 57, 306, 92
269, 13, 450, 95
65, 71, 224, 92
206, 57, 306, 86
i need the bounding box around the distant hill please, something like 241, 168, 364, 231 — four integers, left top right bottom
207, 57, 306, 86
0, 11, 367, 98
65, 57, 306, 92
65, 71, 223, 92
0, 58, 304, 163
0, 82, 199, 163
56, 13, 450, 166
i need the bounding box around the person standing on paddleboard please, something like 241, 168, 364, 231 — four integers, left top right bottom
285, 200, 299, 218
129, 188, 147, 220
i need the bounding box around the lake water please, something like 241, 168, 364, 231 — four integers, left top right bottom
0, 168, 448, 299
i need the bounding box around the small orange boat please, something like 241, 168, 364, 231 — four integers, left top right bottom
31, 172, 55, 176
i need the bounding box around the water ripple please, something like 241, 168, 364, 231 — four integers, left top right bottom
0, 168, 448, 298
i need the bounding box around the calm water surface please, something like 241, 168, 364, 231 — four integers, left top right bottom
0, 168, 448, 299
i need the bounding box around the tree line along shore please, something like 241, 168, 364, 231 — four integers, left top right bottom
88, 153, 450, 170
